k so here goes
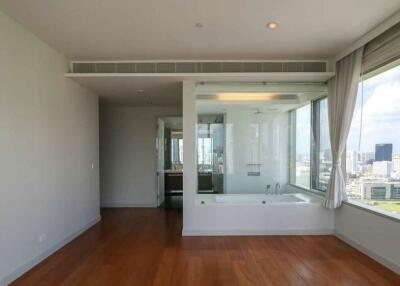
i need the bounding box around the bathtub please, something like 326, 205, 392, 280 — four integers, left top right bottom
186, 191, 334, 236
214, 193, 312, 204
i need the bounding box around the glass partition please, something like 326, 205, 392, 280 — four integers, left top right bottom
171, 131, 183, 167
196, 98, 289, 194
197, 114, 225, 193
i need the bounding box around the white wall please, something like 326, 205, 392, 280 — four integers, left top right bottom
0, 11, 100, 285
335, 204, 400, 274
225, 108, 289, 193
100, 106, 181, 207
182, 81, 197, 232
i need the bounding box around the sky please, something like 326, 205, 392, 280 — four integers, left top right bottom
295, 63, 400, 156
347, 64, 400, 154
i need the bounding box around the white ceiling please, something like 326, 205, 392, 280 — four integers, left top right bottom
2, 0, 399, 106
197, 89, 324, 114
1, 0, 400, 60
68, 73, 332, 106
197, 101, 302, 115
69, 76, 182, 106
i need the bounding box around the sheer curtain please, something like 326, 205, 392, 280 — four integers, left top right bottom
323, 47, 364, 209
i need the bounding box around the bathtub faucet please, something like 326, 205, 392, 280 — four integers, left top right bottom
265, 184, 271, 195
275, 182, 281, 195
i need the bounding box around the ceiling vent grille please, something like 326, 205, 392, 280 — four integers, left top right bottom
71, 61, 326, 74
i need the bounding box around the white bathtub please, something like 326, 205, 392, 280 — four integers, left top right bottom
186, 192, 334, 235
212, 193, 314, 204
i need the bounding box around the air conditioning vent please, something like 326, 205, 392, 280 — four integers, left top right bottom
71, 61, 326, 74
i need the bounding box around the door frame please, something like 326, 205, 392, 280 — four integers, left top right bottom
155, 116, 183, 207
156, 118, 165, 207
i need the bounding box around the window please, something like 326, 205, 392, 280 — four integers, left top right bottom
171, 138, 183, 165
346, 63, 400, 217
370, 187, 386, 200
197, 123, 214, 171
290, 104, 311, 189
311, 98, 331, 191
391, 185, 400, 199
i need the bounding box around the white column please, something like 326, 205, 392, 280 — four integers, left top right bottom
182, 80, 196, 234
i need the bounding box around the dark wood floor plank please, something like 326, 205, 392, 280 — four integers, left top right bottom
10, 208, 400, 286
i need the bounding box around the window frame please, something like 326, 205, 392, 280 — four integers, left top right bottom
289, 103, 312, 190
311, 97, 331, 193
343, 60, 400, 221
289, 96, 329, 193
288, 59, 400, 222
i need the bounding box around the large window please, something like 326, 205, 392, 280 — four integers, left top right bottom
288, 61, 400, 218
290, 99, 331, 192
311, 98, 331, 191
346, 62, 400, 217
290, 104, 311, 189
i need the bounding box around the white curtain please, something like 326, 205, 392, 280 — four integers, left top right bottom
323, 47, 364, 209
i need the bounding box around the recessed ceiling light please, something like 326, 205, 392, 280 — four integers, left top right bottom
137, 89, 145, 94
266, 21, 279, 29
195, 22, 203, 28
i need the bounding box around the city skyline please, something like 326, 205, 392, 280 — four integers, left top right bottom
296, 64, 400, 159
292, 63, 400, 215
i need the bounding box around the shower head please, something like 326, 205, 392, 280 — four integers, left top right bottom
252, 108, 263, 115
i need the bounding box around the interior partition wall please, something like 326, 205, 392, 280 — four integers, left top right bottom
182, 80, 197, 231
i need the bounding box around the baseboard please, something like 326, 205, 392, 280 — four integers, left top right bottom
182, 228, 334, 236
101, 202, 157, 208
0, 216, 101, 286
335, 231, 400, 275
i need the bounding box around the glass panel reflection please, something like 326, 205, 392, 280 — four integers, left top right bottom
196, 102, 289, 194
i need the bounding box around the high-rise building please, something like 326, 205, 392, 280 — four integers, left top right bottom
346, 150, 358, 175
360, 152, 375, 164
360, 181, 400, 200
375, 144, 393, 161
372, 161, 392, 177
393, 154, 400, 173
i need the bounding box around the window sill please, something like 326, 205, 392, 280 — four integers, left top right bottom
343, 200, 400, 223
287, 184, 325, 197
288, 185, 400, 223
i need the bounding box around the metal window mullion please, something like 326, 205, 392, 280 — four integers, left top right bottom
309, 102, 314, 191
311, 99, 321, 191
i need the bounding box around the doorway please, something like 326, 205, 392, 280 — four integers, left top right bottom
157, 117, 183, 209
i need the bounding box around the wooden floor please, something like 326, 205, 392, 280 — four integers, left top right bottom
12, 208, 400, 286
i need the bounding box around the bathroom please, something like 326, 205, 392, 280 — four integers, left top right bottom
183, 81, 335, 235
